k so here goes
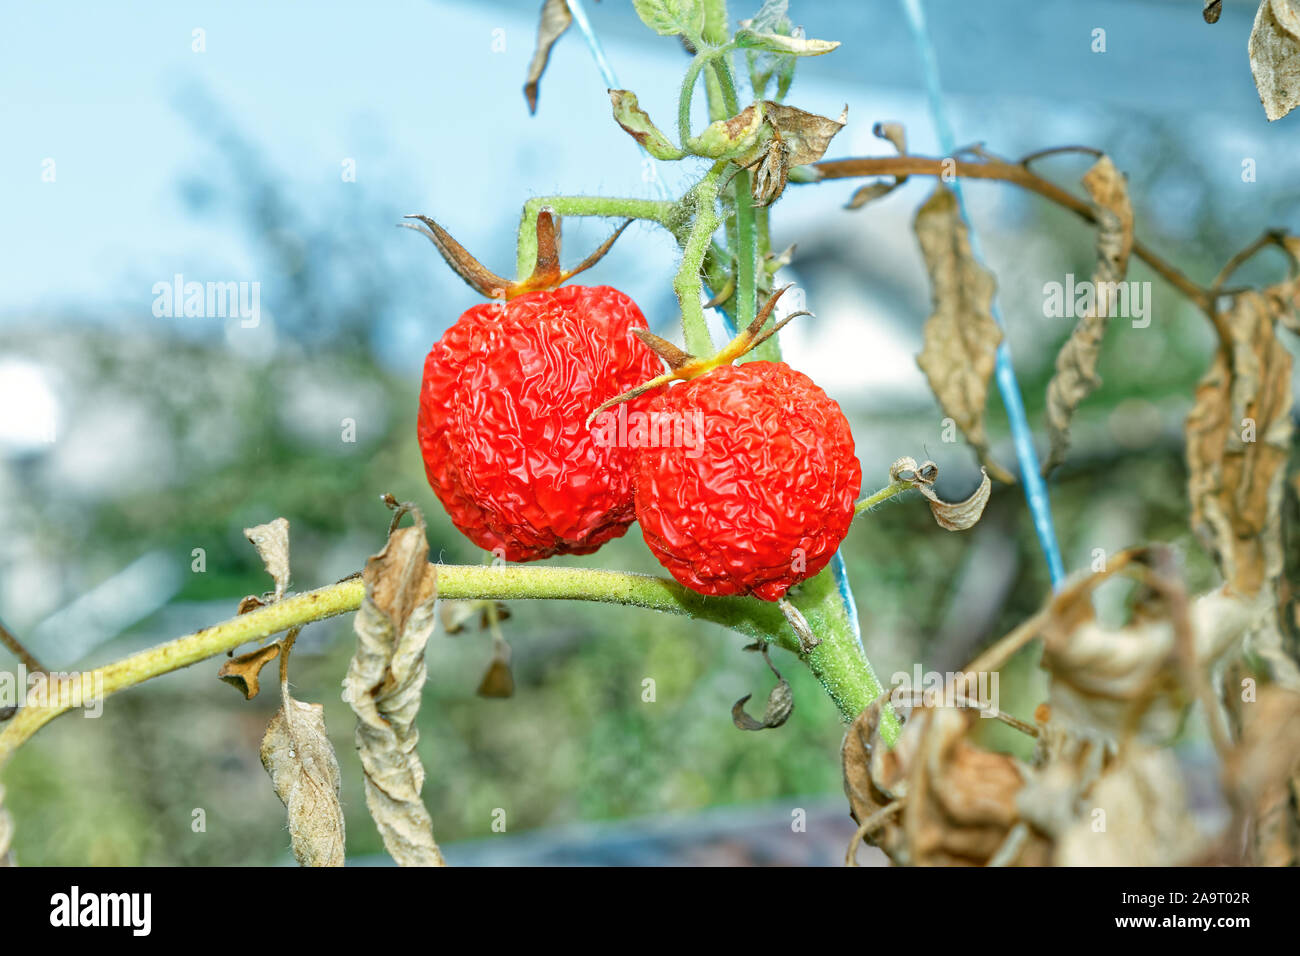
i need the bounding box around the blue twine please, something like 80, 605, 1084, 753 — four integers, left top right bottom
899, 0, 1066, 589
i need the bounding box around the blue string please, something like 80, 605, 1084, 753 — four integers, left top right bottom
566, 0, 672, 201
899, 0, 1066, 590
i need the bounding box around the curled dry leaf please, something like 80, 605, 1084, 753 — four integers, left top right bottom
890, 457, 991, 531
1043, 155, 1134, 475
244, 517, 290, 602
344, 510, 445, 866
217, 642, 281, 699
523, 0, 573, 115
842, 702, 1051, 866
1249, 0, 1300, 121
260, 695, 346, 867
1186, 290, 1298, 688
732, 642, 794, 730
913, 184, 1015, 484
1038, 552, 1252, 743
734, 102, 847, 205
608, 89, 686, 160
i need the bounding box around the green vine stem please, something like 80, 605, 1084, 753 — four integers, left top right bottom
0, 561, 898, 767
514, 196, 677, 281
676, 161, 728, 355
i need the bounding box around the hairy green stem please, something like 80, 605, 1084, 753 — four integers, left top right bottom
515, 196, 677, 280
676, 162, 727, 355
855, 481, 911, 515
0, 561, 897, 766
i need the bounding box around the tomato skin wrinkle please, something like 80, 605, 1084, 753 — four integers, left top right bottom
418, 286, 660, 561
634, 361, 862, 602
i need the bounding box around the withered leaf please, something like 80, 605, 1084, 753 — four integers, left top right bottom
1038, 551, 1252, 742
731, 682, 793, 730
523, 0, 573, 115
344, 510, 445, 866
733, 641, 794, 730
734, 27, 839, 56
1230, 686, 1300, 864
1250, 0, 1300, 121
608, 89, 686, 160
217, 642, 281, 699
476, 639, 515, 698
260, 695, 346, 867
1186, 290, 1298, 687
1043, 155, 1134, 475
913, 184, 1015, 484
1053, 747, 1200, 866
244, 517, 290, 601
890, 457, 991, 531
688, 102, 766, 159
1205, 0, 1223, 23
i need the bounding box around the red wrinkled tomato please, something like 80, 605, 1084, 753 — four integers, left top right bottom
634, 361, 862, 601
418, 286, 660, 561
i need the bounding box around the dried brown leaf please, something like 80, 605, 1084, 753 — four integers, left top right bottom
846, 122, 909, 210
1043, 155, 1134, 474
244, 517, 290, 601
1250, 0, 1300, 121
344, 512, 445, 866
733, 641, 794, 730
1186, 290, 1298, 687
913, 184, 1015, 484
890, 457, 991, 530
217, 642, 281, 699
766, 102, 847, 166
260, 695, 346, 867
476, 639, 515, 698
1052, 746, 1201, 865
1038, 553, 1252, 742
1230, 686, 1300, 864
523, 0, 573, 115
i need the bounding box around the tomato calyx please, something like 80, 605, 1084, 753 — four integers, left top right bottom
584, 284, 810, 427
402, 209, 631, 301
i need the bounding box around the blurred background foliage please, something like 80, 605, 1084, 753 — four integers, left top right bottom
1, 0, 1297, 864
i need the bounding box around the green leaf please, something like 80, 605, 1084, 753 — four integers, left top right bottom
735, 27, 839, 56
633, 0, 705, 39
608, 90, 686, 160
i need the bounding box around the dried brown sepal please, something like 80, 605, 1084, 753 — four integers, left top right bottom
344, 505, 445, 866
236, 595, 265, 615
523, 0, 573, 115
586, 285, 810, 426
913, 184, 1016, 484
778, 597, 820, 653
1250, 0, 1300, 121
404, 211, 630, 301
260, 694, 346, 867
217, 642, 281, 700
1043, 155, 1135, 475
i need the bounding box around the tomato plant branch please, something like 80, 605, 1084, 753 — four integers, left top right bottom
807, 154, 1222, 336
677, 161, 728, 355
514, 196, 678, 280
0, 560, 901, 766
